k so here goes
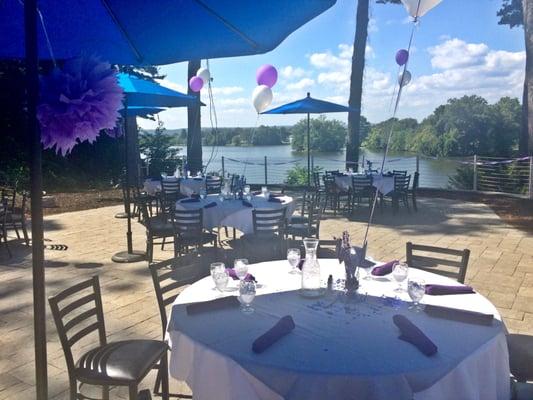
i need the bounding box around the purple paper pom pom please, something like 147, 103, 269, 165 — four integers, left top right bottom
37, 56, 124, 155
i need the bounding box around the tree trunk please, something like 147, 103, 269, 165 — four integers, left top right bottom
522, 0, 533, 155
346, 0, 369, 170
187, 60, 202, 173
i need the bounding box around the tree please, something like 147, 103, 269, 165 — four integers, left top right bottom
346, 0, 401, 170
497, 0, 533, 154
139, 119, 180, 177
187, 60, 202, 173
291, 116, 347, 152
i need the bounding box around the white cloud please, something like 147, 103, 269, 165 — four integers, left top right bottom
428, 38, 489, 69
156, 79, 186, 93
368, 18, 379, 33
210, 86, 244, 96
286, 78, 315, 91
280, 66, 309, 79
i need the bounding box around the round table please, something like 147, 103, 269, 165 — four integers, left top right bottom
167, 259, 509, 400
174, 194, 296, 235
335, 173, 395, 195
143, 177, 206, 197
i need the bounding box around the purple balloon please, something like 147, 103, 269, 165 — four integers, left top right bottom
395, 49, 409, 66
189, 76, 204, 92
256, 64, 278, 88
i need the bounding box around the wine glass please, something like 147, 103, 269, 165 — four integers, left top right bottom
239, 280, 256, 314
392, 262, 408, 293
244, 185, 252, 201
210, 262, 227, 291
234, 258, 249, 280
287, 248, 301, 274
261, 186, 268, 198
199, 188, 207, 200
408, 279, 426, 311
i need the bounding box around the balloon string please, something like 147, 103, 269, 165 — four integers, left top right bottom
204, 59, 220, 173
361, 13, 419, 249
240, 114, 261, 177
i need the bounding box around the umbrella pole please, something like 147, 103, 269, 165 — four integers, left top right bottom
25, 1, 48, 399
307, 113, 311, 188
112, 103, 145, 263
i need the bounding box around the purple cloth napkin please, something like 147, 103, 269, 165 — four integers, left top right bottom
191, 193, 200, 199
225, 268, 256, 282
193, 177, 204, 181
371, 260, 399, 276
252, 190, 262, 195
393, 314, 438, 356
242, 200, 253, 207
203, 202, 217, 209
252, 315, 296, 354
186, 296, 240, 315
424, 305, 493, 325
269, 193, 284, 198
297, 258, 305, 270
425, 284, 475, 296
180, 198, 200, 203
268, 197, 282, 203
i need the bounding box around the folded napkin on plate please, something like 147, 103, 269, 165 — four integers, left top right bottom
424, 304, 493, 325
425, 284, 475, 296
203, 202, 217, 209
268, 197, 283, 203
371, 260, 399, 276
191, 193, 200, 199
252, 315, 295, 354
180, 198, 200, 203
225, 268, 256, 282
242, 200, 253, 207
186, 296, 240, 315
393, 314, 438, 356
252, 190, 262, 195
269, 193, 284, 198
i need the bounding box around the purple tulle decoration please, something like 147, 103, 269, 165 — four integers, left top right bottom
37, 56, 124, 155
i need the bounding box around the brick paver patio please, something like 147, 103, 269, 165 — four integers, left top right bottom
0, 196, 532, 398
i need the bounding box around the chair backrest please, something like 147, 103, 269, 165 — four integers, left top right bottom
161, 177, 180, 196
312, 172, 322, 189
394, 174, 411, 192
351, 175, 373, 193
1, 188, 16, 212
205, 176, 222, 194
172, 208, 204, 236
406, 242, 470, 283
325, 170, 339, 176
48, 276, 106, 375
252, 208, 286, 236
149, 253, 201, 338
393, 170, 408, 177
322, 175, 336, 193
317, 239, 339, 258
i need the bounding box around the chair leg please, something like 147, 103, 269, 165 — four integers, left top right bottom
21, 220, 29, 245
153, 365, 162, 397
161, 237, 166, 250
129, 384, 138, 400
102, 385, 110, 400
14, 226, 20, 240
147, 236, 153, 263
160, 352, 169, 400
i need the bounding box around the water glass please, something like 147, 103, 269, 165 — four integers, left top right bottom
392, 262, 409, 293
287, 248, 301, 274
210, 262, 227, 291
261, 186, 268, 197
239, 280, 256, 314
408, 279, 426, 311
244, 185, 251, 195
199, 189, 207, 200
234, 258, 249, 280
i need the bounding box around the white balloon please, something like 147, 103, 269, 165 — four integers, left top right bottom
196, 67, 211, 83
252, 85, 273, 113
400, 0, 442, 18
398, 70, 412, 87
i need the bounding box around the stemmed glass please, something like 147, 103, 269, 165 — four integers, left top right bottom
287, 248, 301, 274
392, 262, 409, 293
234, 258, 249, 280
210, 262, 228, 292
261, 186, 268, 198
244, 185, 251, 201
239, 280, 256, 314
407, 279, 425, 311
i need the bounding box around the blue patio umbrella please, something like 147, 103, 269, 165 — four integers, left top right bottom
262, 92, 356, 186
2, 1, 337, 397
120, 106, 164, 117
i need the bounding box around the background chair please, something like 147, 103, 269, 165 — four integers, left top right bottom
240, 208, 286, 262
408, 171, 419, 211
0, 199, 10, 257
172, 208, 217, 256
4, 190, 29, 245
286, 192, 323, 240
48, 276, 169, 400
381, 174, 411, 214
406, 242, 470, 283
392, 170, 408, 176
139, 199, 175, 263
349, 175, 374, 212
205, 176, 222, 194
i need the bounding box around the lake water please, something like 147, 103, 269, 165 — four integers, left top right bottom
176, 145, 461, 188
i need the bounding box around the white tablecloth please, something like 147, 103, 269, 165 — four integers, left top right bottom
335, 173, 395, 195
174, 194, 297, 235
168, 259, 509, 400
143, 178, 206, 196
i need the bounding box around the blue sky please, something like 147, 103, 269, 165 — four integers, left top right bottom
138, 0, 525, 130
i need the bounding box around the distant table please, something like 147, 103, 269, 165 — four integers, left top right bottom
143, 177, 206, 197
167, 259, 509, 400
174, 194, 296, 235
335, 173, 395, 195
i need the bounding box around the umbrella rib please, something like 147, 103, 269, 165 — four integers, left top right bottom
193, 0, 260, 50
100, 0, 143, 63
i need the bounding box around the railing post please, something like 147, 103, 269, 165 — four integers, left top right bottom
416, 155, 420, 174
529, 156, 533, 199
264, 156, 268, 185
221, 156, 225, 178
473, 154, 478, 191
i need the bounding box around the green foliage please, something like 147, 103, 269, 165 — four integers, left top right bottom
363, 96, 521, 157
497, 0, 523, 28
200, 125, 290, 146
139, 119, 181, 177
284, 165, 323, 186
291, 115, 347, 152
448, 164, 474, 190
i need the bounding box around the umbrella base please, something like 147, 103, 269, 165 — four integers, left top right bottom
114, 212, 130, 219
112, 250, 146, 263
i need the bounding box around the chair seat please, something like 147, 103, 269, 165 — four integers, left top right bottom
508, 334, 533, 382
289, 215, 309, 224
286, 224, 317, 237
179, 231, 217, 246
76, 340, 167, 385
